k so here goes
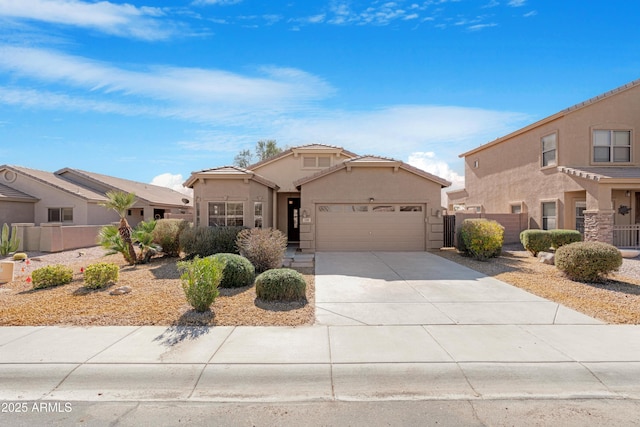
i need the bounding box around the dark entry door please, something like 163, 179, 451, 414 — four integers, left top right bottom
287, 198, 300, 242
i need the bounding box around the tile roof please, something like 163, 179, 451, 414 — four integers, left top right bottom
558, 166, 640, 182
248, 144, 358, 170
183, 166, 279, 189
55, 168, 191, 207
3, 165, 107, 201
0, 182, 37, 201
294, 155, 451, 188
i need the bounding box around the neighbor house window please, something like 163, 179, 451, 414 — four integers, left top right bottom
208, 202, 243, 227
254, 202, 263, 228
593, 130, 631, 163
48, 208, 73, 223
542, 202, 556, 230
302, 156, 331, 168
511, 204, 522, 214
541, 133, 557, 167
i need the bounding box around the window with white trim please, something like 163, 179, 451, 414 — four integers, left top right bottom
48, 207, 73, 223
208, 202, 244, 227
542, 201, 556, 230
541, 133, 557, 167
593, 130, 631, 163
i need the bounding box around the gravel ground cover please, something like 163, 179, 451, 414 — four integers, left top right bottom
0, 247, 314, 326
435, 245, 640, 324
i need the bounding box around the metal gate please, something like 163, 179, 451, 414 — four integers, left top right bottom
443, 215, 456, 247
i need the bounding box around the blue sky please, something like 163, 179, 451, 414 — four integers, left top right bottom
1, 0, 640, 196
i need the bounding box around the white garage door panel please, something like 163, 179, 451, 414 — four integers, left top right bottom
316, 204, 425, 251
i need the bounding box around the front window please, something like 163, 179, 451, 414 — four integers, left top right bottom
208, 202, 244, 227
542, 202, 556, 230
541, 133, 557, 167
48, 208, 73, 223
593, 130, 631, 163
254, 202, 263, 228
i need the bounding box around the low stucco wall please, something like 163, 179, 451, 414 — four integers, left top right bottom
14, 223, 103, 253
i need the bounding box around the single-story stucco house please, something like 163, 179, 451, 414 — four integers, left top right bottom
184, 144, 451, 251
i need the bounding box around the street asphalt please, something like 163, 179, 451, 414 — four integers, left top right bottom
1, 251, 639, 425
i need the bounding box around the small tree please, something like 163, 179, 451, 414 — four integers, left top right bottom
233, 140, 283, 168
99, 191, 138, 265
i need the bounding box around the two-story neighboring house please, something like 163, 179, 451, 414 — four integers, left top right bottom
450, 78, 640, 246
185, 144, 451, 252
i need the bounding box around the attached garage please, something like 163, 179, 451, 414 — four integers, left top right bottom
316, 203, 426, 251
295, 156, 451, 252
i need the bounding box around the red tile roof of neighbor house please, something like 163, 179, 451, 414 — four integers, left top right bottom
460, 77, 640, 158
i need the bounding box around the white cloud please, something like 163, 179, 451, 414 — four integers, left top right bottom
0, 0, 172, 40
508, 0, 526, 6
192, 0, 242, 5
150, 173, 193, 196
407, 151, 464, 188
0, 46, 335, 120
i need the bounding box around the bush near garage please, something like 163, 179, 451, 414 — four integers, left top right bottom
555, 241, 622, 282
83, 262, 119, 290
236, 228, 288, 273
177, 256, 224, 312
180, 226, 246, 258
211, 253, 255, 288
548, 229, 582, 249
457, 218, 504, 261
31, 265, 73, 289
520, 229, 553, 256
152, 219, 190, 257
255, 268, 306, 302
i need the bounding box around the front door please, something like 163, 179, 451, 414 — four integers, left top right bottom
575, 201, 586, 234
287, 198, 300, 242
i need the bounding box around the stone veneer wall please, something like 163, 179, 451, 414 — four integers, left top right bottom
583, 210, 614, 245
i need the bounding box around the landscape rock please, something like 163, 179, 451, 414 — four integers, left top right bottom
110, 286, 132, 296
537, 251, 555, 265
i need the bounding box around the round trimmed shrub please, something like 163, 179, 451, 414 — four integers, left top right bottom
520, 230, 552, 256
255, 268, 306, 302
84, 262, 119, 290
458, 218, 504, 261
12, 252, 27, 261
211, 253, 255, 288
153, 219, 189, 257
32, 265, 73, 289
555, 241, 622, 282
549, 229, 582, 249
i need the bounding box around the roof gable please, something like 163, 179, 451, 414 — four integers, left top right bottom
184, 165, 279, 189
0, 182, 38, 202
249, 144, 358, 170
460, 77, 640, 158
294, 155, 451, 188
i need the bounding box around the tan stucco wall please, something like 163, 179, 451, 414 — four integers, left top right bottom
191, 178, 274, 228
0, 201, 34, 226
299, 166, 445, 250
253, 152, 353, 192
463, 84, 640, 229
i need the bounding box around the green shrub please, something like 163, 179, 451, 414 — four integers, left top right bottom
177, 256, 224, 312
548, 229, 582, 249
180, 226, 246, 258
457, 219, 504, 261
211, 253, 255, 288
555, 241, 622, 282
12, 252, 27, 261
520, 230, 553, 256
236, 228, 288, 273
153, 219, 190, 257
255, 268, 306, 301
32, 265, 73, 289
84, 262, 119, 289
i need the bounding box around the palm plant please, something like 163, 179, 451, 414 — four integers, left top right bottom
98, 225, 134, 264
132, 220, 161, 264
99, 191, 137, 265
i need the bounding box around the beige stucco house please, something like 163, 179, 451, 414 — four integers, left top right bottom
450, 78, 640, 246
185, 144, 451, 251
0, 165, 192, 227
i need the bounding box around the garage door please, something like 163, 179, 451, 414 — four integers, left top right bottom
316, 203, 426, 251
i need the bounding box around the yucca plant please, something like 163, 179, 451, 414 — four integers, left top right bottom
0, 223, 20, 256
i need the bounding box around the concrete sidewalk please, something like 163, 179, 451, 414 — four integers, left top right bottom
0, 251, 639, 403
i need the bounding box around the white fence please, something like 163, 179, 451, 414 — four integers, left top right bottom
613, 224, 640, 248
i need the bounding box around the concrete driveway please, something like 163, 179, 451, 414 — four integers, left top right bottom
315, 251, 602, 326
